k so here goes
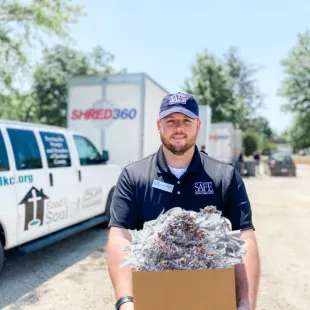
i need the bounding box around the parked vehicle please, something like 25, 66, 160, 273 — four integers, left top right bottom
195, 105, 212, 153
67, 73, 170, 168
0, 120, 122, 272
208, 122, 243, 164
265, 153, 296, 177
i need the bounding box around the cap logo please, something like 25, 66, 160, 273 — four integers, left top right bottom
169, 93, 187, 105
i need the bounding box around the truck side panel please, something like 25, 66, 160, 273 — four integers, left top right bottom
67, 85, 102, 150
209, 123, 234, 164
0, 125, 18, 249
105, 83, 142, 167
67, 76, 143, 168
67, 73, 171, 168
143, 77, 169, 157
233, 129, 243, 158
196, 105, 212, 152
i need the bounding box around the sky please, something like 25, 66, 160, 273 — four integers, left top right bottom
63, 0, 310, 134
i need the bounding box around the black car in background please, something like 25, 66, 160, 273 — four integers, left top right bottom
265, 153, 296, 177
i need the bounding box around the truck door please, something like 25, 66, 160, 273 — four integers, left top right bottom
38, 130, 80, 233
5, 127, 49, 246
72, 134, 108, 222
0, 128, 18, 249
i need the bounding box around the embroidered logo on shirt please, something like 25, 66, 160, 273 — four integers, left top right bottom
194, 182, 214, 195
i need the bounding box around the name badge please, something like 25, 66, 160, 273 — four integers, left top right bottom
152, 180, 174, 193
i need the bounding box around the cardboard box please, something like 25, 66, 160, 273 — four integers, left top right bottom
132, 267, 237, 310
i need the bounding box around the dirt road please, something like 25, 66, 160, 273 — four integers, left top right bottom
1, 165, 310, 310
245, 165, 310, 310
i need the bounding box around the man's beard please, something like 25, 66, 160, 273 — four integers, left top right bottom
160, 132, 197, 155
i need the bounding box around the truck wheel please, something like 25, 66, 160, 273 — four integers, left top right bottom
101, 188, 115, 228
0, 242, 4, 273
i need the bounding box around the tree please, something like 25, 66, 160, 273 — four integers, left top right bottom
278, 30, 310, 151
242, 132, 259, 156
31, 44, 121, 127
183, 50, 236, 123
183, 48, 264, 127
278, 31, 310, 114
242, 116, 274, 138
287, 112, 310, 151
0, 0, 84, 91
224, 47, 264, 116
0, 92, 38, 122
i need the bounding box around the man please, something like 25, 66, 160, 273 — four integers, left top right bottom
254, 152, 261, 176
107, 92, 260, 310
200, 145, 207, 154
238, 152, 245, 176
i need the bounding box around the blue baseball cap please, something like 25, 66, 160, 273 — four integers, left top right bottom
159, 92, 199, 120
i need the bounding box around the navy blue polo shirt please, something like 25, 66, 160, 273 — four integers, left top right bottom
108, 145, 254, 232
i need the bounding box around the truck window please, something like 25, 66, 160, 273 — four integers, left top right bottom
7, 128, 43, 170
73, 135, 103, 166
39, 131, 71, 168
0, 130, 9, 171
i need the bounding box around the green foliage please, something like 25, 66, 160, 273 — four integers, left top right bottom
0, 92, 38, 122
183, 47, 264, 127
278, 31, 310, 114
278, 30, 310, 151
0, 1, 122, 126
183, 50, 235, 123
242, 131, 259, 156
224, 46, 264, 115
259, 138, 277, 155
242, 116, 274, 138
0, 0, 84, 92
31, 44, 120, 127
287, 112, 310, 151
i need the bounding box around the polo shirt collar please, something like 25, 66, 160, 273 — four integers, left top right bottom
156, 144, 202, 174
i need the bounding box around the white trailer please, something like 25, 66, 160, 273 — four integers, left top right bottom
234, 128, 243, 157
196, 105, 212, 152
67, 73, 170, 168
208, 122, 243, 164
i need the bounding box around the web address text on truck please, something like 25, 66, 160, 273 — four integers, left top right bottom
0, 175, 33, 187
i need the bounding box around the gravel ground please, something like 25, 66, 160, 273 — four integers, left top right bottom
0, 228, 111, 309
1, 164, 310, 310
246, 164, 310, 310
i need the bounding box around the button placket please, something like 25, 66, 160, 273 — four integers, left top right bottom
174, 179, 181, 200
177, 180, 181, 194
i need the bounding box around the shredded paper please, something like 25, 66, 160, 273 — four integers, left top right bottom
120, 206, 247, 272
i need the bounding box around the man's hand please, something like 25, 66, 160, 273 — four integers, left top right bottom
107, 227, 134, 308
235, 229, 260, 310
119, 302, 134, 310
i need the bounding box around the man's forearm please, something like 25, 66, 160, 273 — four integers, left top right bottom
107, 231, 133, 300
235, 230, 261, 310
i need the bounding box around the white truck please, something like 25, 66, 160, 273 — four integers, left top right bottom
67, 73, 170, 168
195, 105, 212, 152
208, 122, 243, 164
0, 120, 122, 272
